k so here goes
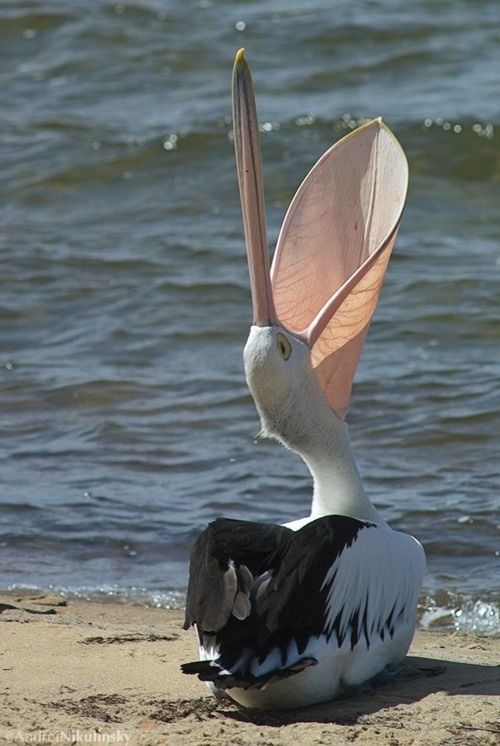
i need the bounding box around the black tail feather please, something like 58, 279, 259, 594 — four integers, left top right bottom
181, 660, 216, 675
181, 656, 318, 691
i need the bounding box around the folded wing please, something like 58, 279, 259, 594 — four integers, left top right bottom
182, 515, 424, 690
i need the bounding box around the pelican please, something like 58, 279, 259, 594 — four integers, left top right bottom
181, 49, 425, 710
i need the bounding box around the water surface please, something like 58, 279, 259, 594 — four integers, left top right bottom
1, 0, 499, 634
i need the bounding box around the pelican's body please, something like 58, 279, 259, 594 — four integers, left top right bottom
182, 50, 425, 710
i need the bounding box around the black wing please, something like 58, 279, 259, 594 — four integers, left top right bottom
182, 515, 371, 689
183, 517, 293, 633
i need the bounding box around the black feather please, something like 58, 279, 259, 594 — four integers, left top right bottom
181, 656, 318, 691
183, 514, 374, 688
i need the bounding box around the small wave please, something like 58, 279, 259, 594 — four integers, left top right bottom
453, 600, 500, 635
420, 593, 499, 636
5, 582, 498, 636
5, 582, 185, 610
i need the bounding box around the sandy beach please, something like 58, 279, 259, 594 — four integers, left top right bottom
0, 592, 498, 745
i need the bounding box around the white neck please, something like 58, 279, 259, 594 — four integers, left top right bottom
299, 415, 383, 524
243, 326, 383, 526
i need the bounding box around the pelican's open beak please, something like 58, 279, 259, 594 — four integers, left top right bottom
232, 49, 277, 327
231, 49, 408, 419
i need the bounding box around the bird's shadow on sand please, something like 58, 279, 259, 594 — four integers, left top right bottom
218, 655, 500, 726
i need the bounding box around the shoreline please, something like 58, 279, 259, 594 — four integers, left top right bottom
0, 592, 498, 745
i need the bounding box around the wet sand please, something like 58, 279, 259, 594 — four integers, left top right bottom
0, 592, 498, 745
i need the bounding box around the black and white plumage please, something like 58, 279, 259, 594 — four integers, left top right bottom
181, 51, 426, 710
182, 515, 424, 708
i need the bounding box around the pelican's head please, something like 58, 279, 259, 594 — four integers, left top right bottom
232, 49, 408, 447
243, 325, 320, 449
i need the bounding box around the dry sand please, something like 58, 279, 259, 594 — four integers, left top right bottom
0, 592, 498, 745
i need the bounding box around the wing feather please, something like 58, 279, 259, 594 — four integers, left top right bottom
184, 518, 292, 633
183, 515, 425, 689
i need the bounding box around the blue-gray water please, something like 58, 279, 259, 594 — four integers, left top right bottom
1, 0, 499, 634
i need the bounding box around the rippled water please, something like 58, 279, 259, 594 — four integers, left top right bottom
1, 0, 499, 634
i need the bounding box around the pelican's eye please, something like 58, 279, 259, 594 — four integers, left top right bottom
276, 332, 291, 360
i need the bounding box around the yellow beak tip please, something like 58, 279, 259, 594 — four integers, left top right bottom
235, 48, 246, 68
